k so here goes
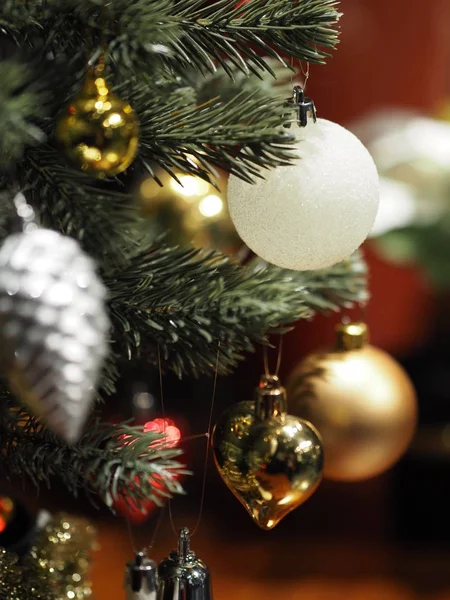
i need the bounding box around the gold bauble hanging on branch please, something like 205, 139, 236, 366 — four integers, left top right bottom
139, 167, 243, 256
212, 374, 324, 529
56, 64, 139, 177
287, 322, 418, 482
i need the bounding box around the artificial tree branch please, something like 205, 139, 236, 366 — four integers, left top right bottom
107, 248, 368, 378
0, 396, 187, 509
1, 1, 340, 78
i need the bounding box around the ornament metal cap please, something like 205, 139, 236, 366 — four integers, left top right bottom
335, 321, 369, 351
254, 374, 287, 420
125, 551, 158, 594
157, 528, 213, 600
285, 85, 317, 128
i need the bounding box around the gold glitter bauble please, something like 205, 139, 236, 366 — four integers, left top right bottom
212, 374, 323, 530
287, 322, 418, 482
57, 69, 139, 177
31, 512, 98, 600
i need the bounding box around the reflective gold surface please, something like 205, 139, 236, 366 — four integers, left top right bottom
287, 323, 418, 482
139, 169, 242, 255
212, 376, 323, 530
56, 71, 139, 177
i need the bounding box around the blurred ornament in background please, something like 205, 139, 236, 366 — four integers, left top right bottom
212, 374, 323, 530
0, 496, 39, 556
158, 528, 213, 600
125, 551, 158, 600
352, 110, 450, 288
138, 164, 243, 257
113, 417, 183, 524
353, 111, 450, 237
57, 64, 139, 177
287, 322, 418, 482
30, 512, 97, 600
131, 381, 158, 425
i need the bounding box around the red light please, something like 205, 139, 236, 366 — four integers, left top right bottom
143, 418, 181, 447
113, 417, 183, 523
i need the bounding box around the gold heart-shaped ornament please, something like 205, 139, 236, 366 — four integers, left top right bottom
212, 375, 324, 530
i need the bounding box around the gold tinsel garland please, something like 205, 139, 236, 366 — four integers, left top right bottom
0, 513, 97, 600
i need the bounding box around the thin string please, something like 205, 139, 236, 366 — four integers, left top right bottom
123, 485, 167, 555
299, 59, 310, 90
147, 504, 167, 551
262, 335, 284, 377
125, 516, 137, 554
158, 342, 221, 538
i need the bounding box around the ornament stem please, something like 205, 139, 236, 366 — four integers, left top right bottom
285, 85, 316, 128
177, 528, 190, 563
335, 322, 368, 350
254, 374, 287, 420
125, 550, 158, 600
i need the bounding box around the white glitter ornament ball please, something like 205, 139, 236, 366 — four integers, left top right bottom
228, 118, 380, 270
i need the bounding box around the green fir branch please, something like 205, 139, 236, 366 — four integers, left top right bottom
167, 0, 341, 75
107, 249, 368, 378
0, 60, 48, 168
20, 146, 143, 267
132, 86, 297, 184
1, 1, 340, 78
0, 396, 187, 509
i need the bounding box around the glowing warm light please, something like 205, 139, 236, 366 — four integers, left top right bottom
170, 175, 211, 198
278, 494, 294, 506
199, 194, 223, 217
140, 178, 161, 199
79, 145, 101, 162
298, 440, 312, 451
170, 175, 201, 197
107, 113, 123, 127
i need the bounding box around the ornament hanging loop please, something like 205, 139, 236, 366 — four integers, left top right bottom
285, 85, 317, 128
254, 374, 287, 420
262, 335, 283, 378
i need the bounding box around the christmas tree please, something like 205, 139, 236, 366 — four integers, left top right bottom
0, 0, 371, 595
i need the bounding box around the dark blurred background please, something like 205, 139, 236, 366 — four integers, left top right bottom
11, 1, 450, 598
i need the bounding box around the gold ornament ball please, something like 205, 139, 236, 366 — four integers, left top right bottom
212, 375, 324, 530
56, 71, 139, 177
287, 322, 418, 482
139, 170, 243, 256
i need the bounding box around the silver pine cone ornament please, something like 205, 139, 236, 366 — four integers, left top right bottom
0, 227, 109, 442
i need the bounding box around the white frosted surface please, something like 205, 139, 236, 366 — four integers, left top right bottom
228, 118, 380, 270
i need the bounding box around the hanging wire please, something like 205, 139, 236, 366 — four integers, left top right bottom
120, 462, 167, 555
299, 59, 310, 90
158, 342, 221, 538
125, 515, 137, 554
262, 334, 284, 377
